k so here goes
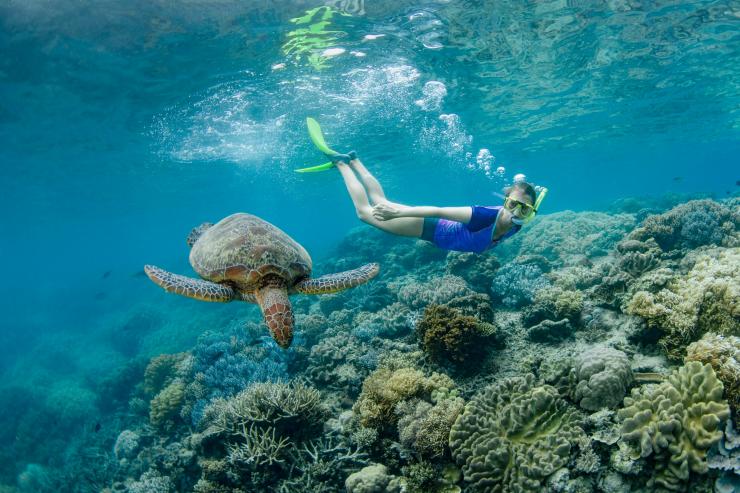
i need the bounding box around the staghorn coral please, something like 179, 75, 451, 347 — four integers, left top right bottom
626, 247, 740, 360
618, 361, 730, 491
415, 304, 498, 366
628, 199, 739, 252
353, 367, 455, 431
572, 347, 633, 411
685, 333, 740, 416
449, 374, 583, 492
202, 380, 327, 441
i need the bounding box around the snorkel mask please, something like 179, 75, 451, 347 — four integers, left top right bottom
507, 187, 548, 225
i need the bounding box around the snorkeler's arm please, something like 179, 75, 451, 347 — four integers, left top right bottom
373, 203, 472, 223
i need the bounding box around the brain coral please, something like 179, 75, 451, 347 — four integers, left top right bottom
685, 332, 740, 416
626, 247, 740, 360
449, 374, 583, 493
618, 361, 730, 491
572, 346, 633, 411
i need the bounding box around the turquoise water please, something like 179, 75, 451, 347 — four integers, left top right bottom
1, 1, 739, 491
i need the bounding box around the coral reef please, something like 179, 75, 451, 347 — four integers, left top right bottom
415, 304, 498, 366
626, 247, 740, 360
685, 332, 740, 416
628, 200, 740, 251
449, 374, 583, 492
396, 392, 465, 459
618, 361, 730, 491
572, 347, 633, 411
394, 275, 475, 310
491, 258, 552, 308
345, 464, 403, 493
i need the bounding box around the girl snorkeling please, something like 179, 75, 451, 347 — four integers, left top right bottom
334, 155, 541, 253
296, 118, 546, 253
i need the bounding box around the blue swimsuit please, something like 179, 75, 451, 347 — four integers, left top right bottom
420, 206, 521, 253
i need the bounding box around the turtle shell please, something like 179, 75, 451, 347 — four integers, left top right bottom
189, 213, 312, 292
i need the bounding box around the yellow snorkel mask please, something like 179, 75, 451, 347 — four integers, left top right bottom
506, 187, 548, 225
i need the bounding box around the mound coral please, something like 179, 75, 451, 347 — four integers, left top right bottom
345, 464, 403, 493
353, 367, 455, 431
144, 352, 190, 396
522, 286, 583, 327
628, 199, 739, 252
685, 333, 740, 416
415, 304, 498, 365
626, 247, 740, 360
449, 374, 583, 492
618, 361, 730, 491
395, 275, 475, 309
491, 260, 552, 308
572, 347, 633, 411
306, 333, 375, 395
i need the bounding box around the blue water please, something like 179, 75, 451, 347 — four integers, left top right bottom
1, 0, 738, 489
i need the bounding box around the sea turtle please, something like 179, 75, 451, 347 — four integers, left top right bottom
144, 213, 379, 348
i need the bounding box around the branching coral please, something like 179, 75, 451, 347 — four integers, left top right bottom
521, 286, 583, 327
150, 380, 186, 431
491, 260, 551, 308
449, 374, 583, 492
306, 333, 374, 395
396, 393, 465, 459
415, 304, 498, 365
395, 275, 475, 310
626, 247, 740, 360
685, 333, 740, 416
618, 361, 730, 491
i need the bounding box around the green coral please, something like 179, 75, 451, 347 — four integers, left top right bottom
685, 333, 740, 416
415, 304, 497, 365
149, 380, 186, 431
144, 352, 189, 396
618, 361, 730, 491
522, 286, 584, 327
626, 247, 740, 360
353, 367, 455, 431
397, 393, 465, 458
449, 374, 583, 492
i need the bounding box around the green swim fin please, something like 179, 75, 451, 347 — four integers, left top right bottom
306, 117, 337, 156
295, 161, 335, 173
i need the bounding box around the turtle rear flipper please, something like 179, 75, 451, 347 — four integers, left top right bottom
294, 263, 379, 295
186, 222, 214, 248
144, 265, 235, 302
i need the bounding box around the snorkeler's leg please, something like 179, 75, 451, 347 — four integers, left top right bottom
336, 162, 422, 237
349, 158, 387, 205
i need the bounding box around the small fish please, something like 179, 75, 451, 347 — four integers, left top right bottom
94, 422, 101, 433
672, 176, 683, 182
102, 270, 112, 279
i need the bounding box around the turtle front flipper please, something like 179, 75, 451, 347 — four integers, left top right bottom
294, 263, 380, 295
144, 265, 235, 302
254, 282, 294, 349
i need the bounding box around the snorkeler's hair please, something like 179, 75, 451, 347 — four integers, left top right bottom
504, 182, 537, 204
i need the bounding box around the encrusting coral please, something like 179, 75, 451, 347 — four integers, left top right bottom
448, 374, 583, 492
618, 361, 730, 491
685, 333, 740, 416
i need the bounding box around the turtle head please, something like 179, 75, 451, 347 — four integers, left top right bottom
254, 280, 294, 349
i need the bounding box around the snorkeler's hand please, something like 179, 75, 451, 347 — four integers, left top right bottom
372, 203, 402, 221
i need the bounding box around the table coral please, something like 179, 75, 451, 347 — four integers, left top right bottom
618, 361, 730, 491
449, 374, 583, 492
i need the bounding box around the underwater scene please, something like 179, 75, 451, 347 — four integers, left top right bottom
1, 0, 739, 492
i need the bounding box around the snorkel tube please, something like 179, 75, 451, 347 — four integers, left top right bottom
295, 117, 353, 172
521, 187, 548, 224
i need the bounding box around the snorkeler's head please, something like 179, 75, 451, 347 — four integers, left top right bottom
504, 181, 536, 215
